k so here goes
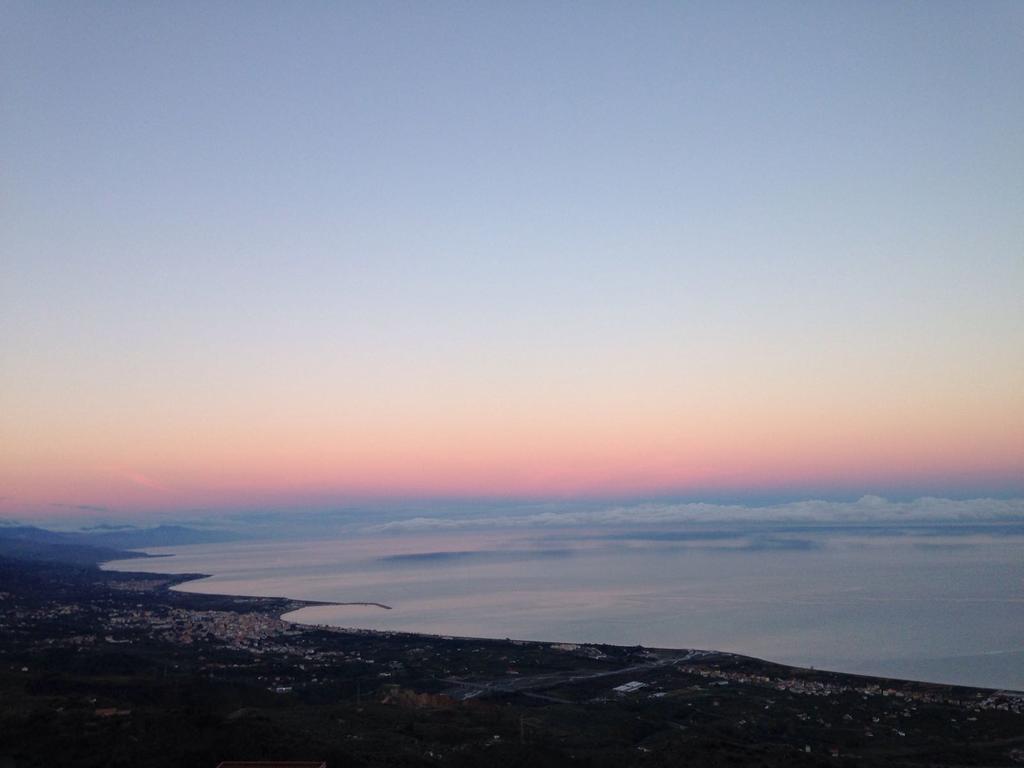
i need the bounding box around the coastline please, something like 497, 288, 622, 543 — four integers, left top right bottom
101, 550, 1024, 696
9, 551, 1024, 766
103, 553, 392, 616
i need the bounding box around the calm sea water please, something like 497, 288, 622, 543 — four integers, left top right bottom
104, 526, 1024, 690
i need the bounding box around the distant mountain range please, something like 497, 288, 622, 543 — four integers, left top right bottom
0, 523, 237, 565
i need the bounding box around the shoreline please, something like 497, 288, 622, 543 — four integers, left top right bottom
103, 554, 394, 614
10, 551, 1024, 765
102, 550, 1023, 696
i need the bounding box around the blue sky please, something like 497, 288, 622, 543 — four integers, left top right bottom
2, 2, 1022, 518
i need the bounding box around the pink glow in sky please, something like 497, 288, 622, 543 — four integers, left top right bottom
2, 4, 1023, 518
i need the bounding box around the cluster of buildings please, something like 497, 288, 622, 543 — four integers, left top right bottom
145, 608, 293, 648
7, 584, 1023, 725
675, 664, 1024, 715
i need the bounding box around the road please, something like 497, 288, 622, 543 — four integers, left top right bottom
439, 650, 723, 702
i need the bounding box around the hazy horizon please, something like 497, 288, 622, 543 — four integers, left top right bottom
5, 493, 1024, 534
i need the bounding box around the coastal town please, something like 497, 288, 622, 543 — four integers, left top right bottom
2, 550, 1024, 767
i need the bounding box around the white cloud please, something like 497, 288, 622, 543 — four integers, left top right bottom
366, 496, 1024, 533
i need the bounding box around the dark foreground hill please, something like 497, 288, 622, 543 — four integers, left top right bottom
0, 543, 1022, 767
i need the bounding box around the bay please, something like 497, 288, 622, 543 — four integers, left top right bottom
103, 525, 1024, 690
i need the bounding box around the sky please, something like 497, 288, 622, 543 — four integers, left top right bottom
2, 2, 1023, 520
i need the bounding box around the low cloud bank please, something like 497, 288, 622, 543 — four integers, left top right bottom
366, 496, 1024, 533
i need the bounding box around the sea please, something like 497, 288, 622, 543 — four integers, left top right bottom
103, 523, 1024, 691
